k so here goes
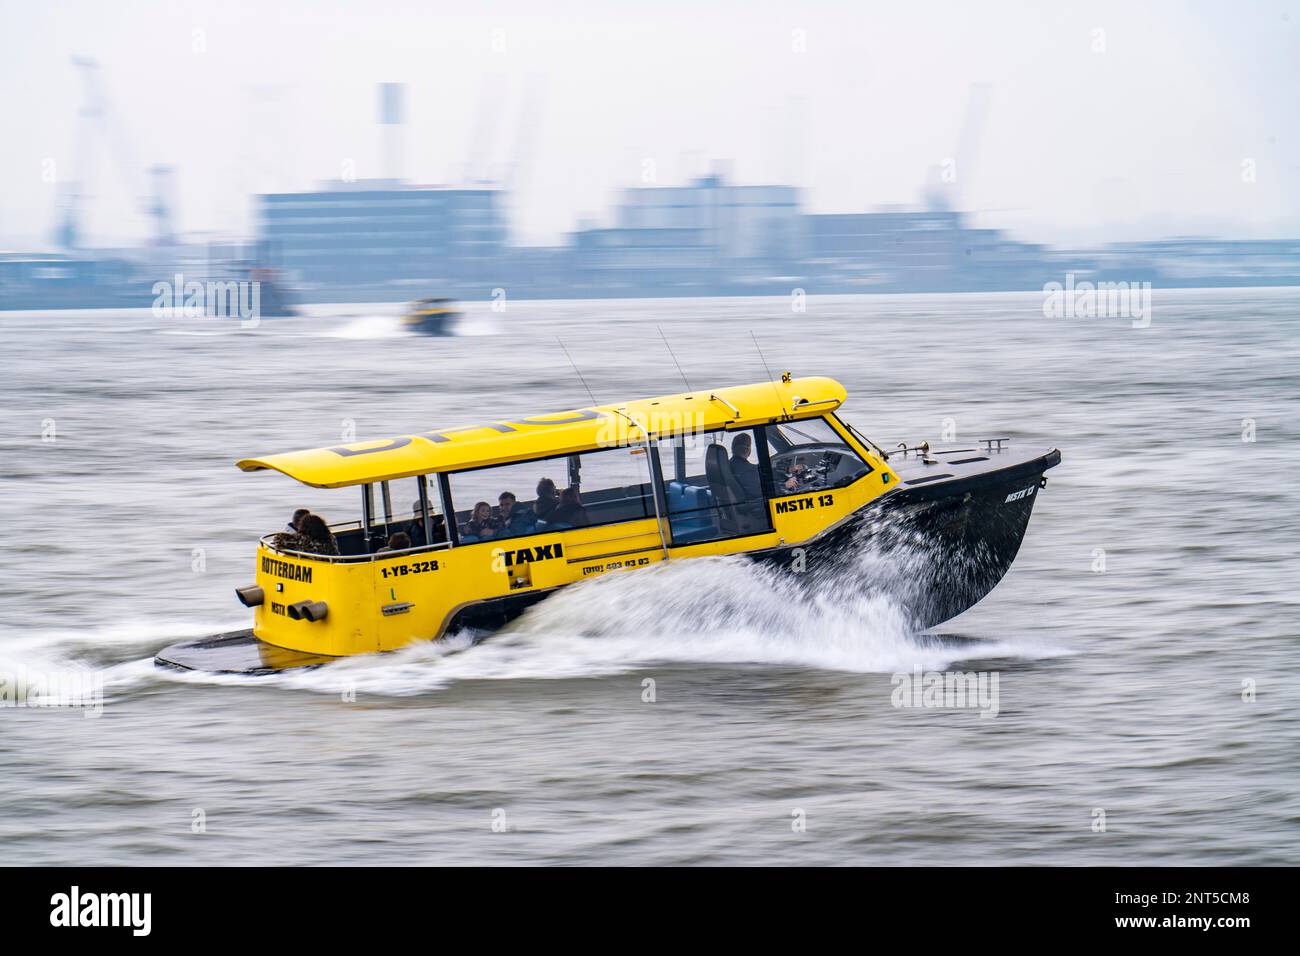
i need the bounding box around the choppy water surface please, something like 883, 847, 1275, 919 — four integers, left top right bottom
0, 290, 1296, 865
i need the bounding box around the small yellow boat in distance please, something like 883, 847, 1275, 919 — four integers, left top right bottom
156, 375, 1060, 674
399, 297, 460, 335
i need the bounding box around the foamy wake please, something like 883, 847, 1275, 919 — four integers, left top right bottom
0, 617, 241, 705
0, 539, 1068, 700
322, 315, 413, 339
322, 311, 493, 339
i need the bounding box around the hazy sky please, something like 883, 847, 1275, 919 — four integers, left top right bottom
2, 0, 1297, 249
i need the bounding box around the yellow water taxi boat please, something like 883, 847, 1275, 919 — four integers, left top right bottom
156, 374, 1060, 674
399, 297, 460, 335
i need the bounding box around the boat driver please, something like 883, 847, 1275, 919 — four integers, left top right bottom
781, 456, 813, 493
728, 433, 762, 501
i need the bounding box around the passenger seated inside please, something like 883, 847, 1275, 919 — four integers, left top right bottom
376, 531, 410, 554
404, 500, 447, 547
533, 478, 560, 521
494, 492, 537, 538
286, 508, 309, 534
404, 500, 426, 546
544, 486, 589, 528
273, 512, 339, 556
463, 501, 499, 542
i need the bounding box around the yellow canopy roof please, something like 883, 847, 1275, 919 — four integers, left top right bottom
237, 376, 847, 488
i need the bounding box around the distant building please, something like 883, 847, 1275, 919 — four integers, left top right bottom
0, 252, 138, 310
568, 180, 1069, 295
256, 181, 506, 289
570, 175, 804, 292
805, 209, 1059, 291
1094, 238, 1300, 285
616, 175, 803, 260
807, 209, 964, 289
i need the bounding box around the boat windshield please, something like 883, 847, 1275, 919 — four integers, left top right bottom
765, 416, 872, 495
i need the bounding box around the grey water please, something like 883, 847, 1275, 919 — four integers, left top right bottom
0, 289, 1296, 865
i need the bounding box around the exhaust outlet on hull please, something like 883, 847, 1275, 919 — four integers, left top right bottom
235, 585, 264, 608
300, 601, 328, 623
288, 600, 328, 622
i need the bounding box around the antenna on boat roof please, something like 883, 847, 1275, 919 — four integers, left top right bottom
750, 331, 788, 415
556, 337, 599, 407
750, 331, 777, 383
657, 325, 692, 392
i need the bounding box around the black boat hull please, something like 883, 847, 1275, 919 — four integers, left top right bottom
155, 630, 336, 675
400, 311, 460, 335
761, 447, 1060, 630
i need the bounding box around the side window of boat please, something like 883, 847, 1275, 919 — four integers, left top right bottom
765, 417, 872, 495
658, 427, 774, 544
347, 476, 449, 555
446, 446, 656, 543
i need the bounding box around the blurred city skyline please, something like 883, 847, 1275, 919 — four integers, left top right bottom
1, 0, 1297, 251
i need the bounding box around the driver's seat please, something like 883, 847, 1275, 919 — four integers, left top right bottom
704, 443, 744, 533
